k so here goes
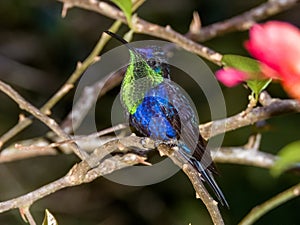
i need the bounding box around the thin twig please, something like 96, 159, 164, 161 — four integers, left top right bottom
238, 182, 300, 225
184, 165, 224, 225
211, 147, 276, 168
0, 135, 226, 225
0, 137, 57, 163
0, 117, 32, 149
2, 124, 126, 160
0, 20, 123, 148
23, 123, 128, 151
56, 0, 300, 64
187, 0, 300, 42
0, 136, 153, 214
200, 95, 300, 139
60, 69, 125, 133
56, 0, 223, 65
157, 144, 224, 225
1, 1, 298, 224
0, 80, 88, 160
20, 207, 37, 225
0, 133, 281, 225
0, 135, 278, 169
40, 21, 121, 113
1, 94, 297, 164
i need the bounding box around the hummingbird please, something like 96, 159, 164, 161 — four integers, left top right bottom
104, 31, 228, 207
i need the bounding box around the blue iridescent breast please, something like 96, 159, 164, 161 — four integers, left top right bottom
130, 97, 177, 140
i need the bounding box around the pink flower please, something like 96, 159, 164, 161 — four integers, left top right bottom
245, 21, 300, 100
216, 68, 248, 87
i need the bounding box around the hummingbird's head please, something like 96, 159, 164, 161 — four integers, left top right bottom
135, 47, 170, 79
104, 31, 169, 114
104, 30, 170, 79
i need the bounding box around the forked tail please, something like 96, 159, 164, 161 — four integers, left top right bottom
178, 148, 229, 208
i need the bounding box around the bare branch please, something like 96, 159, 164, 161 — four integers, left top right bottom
0, 116, 32, 149
0, 153, 145, 214
0, 80, 88, 160
60, 69, 124, 133
200, 94, 300, 139
212, 147, 276, 169
20, 207, 37, 225
189, 11, 202, 35
0, 132, 280, 225
0, 137, 56, 163
0, 135, 152, 214
188, 0, 300, 42
0, 134, 227, 225
1, 91, 297, 165
56, 0, 300, 64
56, 0, 223, 65
1, 133, 277, 170
0, 20, 123, 148
157, 144, 225, 225
2, 1, 298, 224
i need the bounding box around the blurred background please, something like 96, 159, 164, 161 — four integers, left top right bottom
0, 0, 300, 224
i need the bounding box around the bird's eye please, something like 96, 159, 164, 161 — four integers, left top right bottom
148, 58, 156, 67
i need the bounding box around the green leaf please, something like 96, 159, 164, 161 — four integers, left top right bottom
271, 141, 300, 177
111, 0, 132, 26
42, 209, 58, 225
222, 54, 260, 72
247, 78, 272, 100
222, 54, 272, 98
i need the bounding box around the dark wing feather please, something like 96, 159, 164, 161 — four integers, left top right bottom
159, 102, 181, 139
128, 79, 228, 207
158, 80, 216, 172
129, 113, 148, 137
157, 80, 228, 206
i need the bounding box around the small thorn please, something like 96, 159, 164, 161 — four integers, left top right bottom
189, 11, 201, 34
124, 29, 134, 42
182, 164, 189, 171
242, 94, 257, 116
138, 156, 152, 166
118, 143, 126, 151
131, 14, 139, 28
244, 133, 261, 150
93, 56, 101, 63
19, 207, 28, 223
158, 151, 166, 157
19, 114, 26, 122
77, 61, 83, 69
165, 25, 172, 31
293, 188, 300, 196
61, 3, 72, 18
44, 109, 51, 115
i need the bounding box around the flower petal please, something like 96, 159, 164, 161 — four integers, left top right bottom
245, 21, 300, 77
216, 68, 248, 87
244, 21, 300, 101
282, 79, 300, 101
260, 63, 281, 80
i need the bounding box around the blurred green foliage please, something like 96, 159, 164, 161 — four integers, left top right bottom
0, 0, 300, 224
